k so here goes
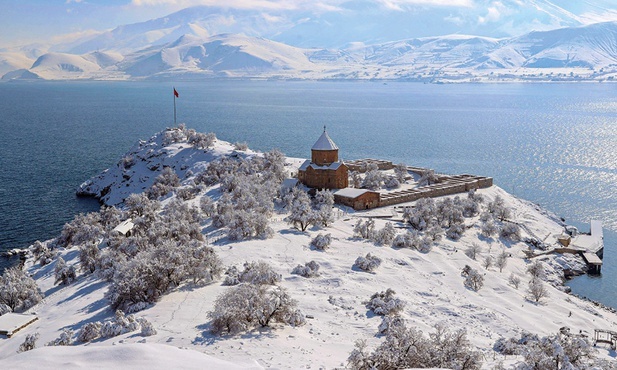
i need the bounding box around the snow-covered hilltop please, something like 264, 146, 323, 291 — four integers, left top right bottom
3, 5, 617, 82
1, 126, 616, 369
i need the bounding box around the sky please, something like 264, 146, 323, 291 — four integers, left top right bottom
2, 0, 617, 48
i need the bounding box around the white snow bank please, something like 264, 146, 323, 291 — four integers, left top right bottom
2, 343, 263, 369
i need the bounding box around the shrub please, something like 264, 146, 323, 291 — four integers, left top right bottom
354, 219, 375, 239
291, 261, 320, 278
500, 223, 521, 241
79, 242, 100, 274
354, 253, 382, 272
77, 321, 102, 343
234, 142, 249, 151
527, 280, 550, 303
508, 273, 521, 289
526, 260, 546, 281
18, 333, 39, 353
366, 289, 405, 316
47, 328, 74, 346
311, 233, 332, 250
224, 261, 281, 286
373, 222, 396, 246
139, 317, 157, 336
54, 256, 77, 286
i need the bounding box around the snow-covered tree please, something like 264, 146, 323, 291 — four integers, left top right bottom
224, 261, 281, 286
139, 317, 157, 337
291, 261, 320, 278
509, 273, 521, 289
373, 222, 396, 246
418, 169, 438, 186
234, 142, 248, 151
348, 322, 481, 370
495, 250, 509, 272
394, 163, 408, 183
209, 284, 305, 335
526, 260, 546, 281
482, 255, 493, 270
18, 333, 39, 353
500, 223, 521, 241
56, 212, 103, 249
350, 171, 362, 188
481, 218, 499, 238
0, 267, 43, 312
188, 131, 216, 150
465, 243, 482, 260
354, 253, 382, 273
527, 280, 550, 303
464, 268, 484, 292
79, 242, 100, 274
354, 219, 375, 239
366, 289, 405, 316
31, 240, 56, 266
288, 190, 314, 231
54, 256, 77, 286
46, 328, 74, 346
392, 230, 419, 249
199, 195, 216, 217
362, 169, 383, 190
77, 321, 102, 343
311, 233, 332, 251
384, 176, 400, 189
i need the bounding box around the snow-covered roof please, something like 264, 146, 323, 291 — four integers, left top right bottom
299, 160, 344, 171
334, 188, 371, 199
113, 219, 134, 236
0, 313, 38, 337
311, 130, 339, 151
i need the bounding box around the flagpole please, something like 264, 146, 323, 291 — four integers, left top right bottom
173, 87, 177, 126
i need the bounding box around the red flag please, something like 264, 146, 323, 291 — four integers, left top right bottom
173, 88, 179, 98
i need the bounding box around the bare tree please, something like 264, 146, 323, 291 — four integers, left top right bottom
465, 243, 482, 260
527, 280, 550, 303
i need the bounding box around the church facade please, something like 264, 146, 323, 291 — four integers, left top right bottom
298, 129, 348, 190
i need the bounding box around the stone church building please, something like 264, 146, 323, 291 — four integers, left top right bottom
298, 128, 348, 190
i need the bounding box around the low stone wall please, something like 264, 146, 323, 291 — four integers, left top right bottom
378, 175, 493, 207
346, 159, 394, 172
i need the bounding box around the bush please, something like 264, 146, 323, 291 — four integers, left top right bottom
79, 242, 100, 274
354, 219, 375, 239
139, 317, 157, 336
77, 321, 102, 343
234, 142, 249, 151
18, 333, 39, 353
366, 289, 405, 316
291, 261, 320, 278
527, 280, 550, 303
54, 256, 77, 286
508, 273, 521, 289
500, 223, 521, 241
311, 233, 332, 250
373, 222, 396, 246
209, 284, 305, 335
47, 328, 73, 346
224, 261, 281, 286
354, 253, 382, 272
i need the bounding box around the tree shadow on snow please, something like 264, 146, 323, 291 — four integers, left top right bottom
280, 229, 306, 236
57, 278, 108, 306
192, 322, 277, 346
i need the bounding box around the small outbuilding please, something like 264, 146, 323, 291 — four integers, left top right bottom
0, 313, 38, 338
113, 219, 135, 237
334, 188, 380, 210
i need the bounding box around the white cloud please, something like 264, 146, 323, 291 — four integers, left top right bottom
65, 0, 83, 3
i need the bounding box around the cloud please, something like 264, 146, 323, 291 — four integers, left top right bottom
65, 0, 83, 3
130, 0, 472, 11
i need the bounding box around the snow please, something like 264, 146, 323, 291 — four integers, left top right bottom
311, 130, 339, 151
3, 130, 617, 368
4, 20, 617, 82
334, 188, 370, 199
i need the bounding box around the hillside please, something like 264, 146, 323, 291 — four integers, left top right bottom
1, 126, 616, 369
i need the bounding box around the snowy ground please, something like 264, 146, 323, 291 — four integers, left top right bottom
1, 131, 616, 369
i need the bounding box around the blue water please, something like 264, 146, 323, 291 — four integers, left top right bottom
0, 80, 615, 308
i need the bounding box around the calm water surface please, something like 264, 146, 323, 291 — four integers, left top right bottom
0, 81, 615, 307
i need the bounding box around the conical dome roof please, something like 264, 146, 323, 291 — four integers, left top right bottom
311, 129, 338, 151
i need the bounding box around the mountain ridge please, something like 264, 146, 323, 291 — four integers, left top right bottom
3, 15, 617, 82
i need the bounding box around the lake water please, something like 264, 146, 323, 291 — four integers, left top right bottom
0, 80, 615, 308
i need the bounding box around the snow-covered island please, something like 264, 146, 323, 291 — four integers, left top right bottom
1, 125, 616, 369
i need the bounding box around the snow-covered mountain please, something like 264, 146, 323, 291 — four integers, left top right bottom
3, 10, 617, 82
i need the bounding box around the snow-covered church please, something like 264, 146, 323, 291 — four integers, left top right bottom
298, 128, 349, 190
